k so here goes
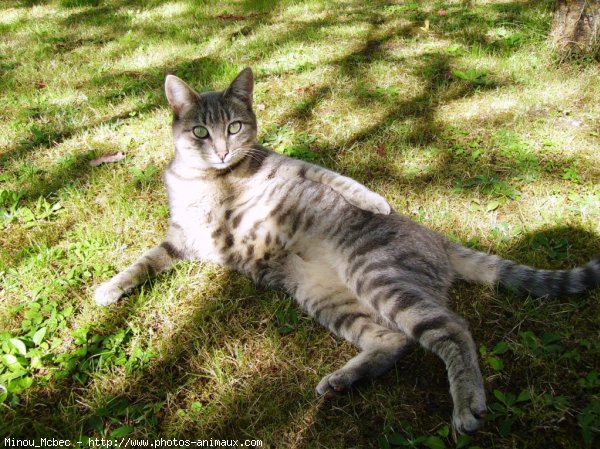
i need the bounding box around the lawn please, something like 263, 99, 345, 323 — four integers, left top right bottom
1, 0, 599, 448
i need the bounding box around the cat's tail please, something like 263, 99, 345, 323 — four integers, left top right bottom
448, 243, 600, 297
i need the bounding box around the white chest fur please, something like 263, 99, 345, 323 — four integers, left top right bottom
165, 170, 226, 263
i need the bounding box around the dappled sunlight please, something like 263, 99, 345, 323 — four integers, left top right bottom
438, 92, 521, 122
58, 266, 322, 440
278, 1, 333, 22
440, 67, 594, 114
135, 1, 190, 20
113, 44, 201, 72
0, 8, 25, 25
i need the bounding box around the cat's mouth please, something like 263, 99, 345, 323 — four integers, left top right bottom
211, 148, 245, 169
214, 154, 232, 167
210, 157, 235, 170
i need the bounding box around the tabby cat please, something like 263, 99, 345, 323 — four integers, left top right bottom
94, 68, 600, 434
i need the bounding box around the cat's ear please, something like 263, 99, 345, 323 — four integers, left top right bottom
224, 67, 253, 106
165, 75, 198, 117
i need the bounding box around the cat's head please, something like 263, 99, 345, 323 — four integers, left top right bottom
165, 68, 257, 170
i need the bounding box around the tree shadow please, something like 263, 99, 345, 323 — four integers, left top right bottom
498, 224, 600, 269
266, 15, 510, 194
1, 269, 311, 439
1, 56, 232, 205
1, 263, 454, 448
0, 0, 564, 205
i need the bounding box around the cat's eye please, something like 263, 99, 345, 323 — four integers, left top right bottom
228, 121, 242, 135
192, 126, 209, 139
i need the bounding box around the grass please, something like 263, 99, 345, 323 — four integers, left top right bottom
1, 0, 599, 447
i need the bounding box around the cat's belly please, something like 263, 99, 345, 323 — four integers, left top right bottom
172, 199, 288, 268
186, 227, 224, 264
168, 177, 333, 284
230, 215, 342, 290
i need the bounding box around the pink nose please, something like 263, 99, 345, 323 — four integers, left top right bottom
217, 151, 228, 162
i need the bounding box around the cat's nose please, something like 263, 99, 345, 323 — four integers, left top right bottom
217, 151, 229, 162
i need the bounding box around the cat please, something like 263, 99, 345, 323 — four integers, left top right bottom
94, 67, 600, 434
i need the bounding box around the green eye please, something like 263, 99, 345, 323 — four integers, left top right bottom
192, 126, 209, 139
228, 121, 242, 135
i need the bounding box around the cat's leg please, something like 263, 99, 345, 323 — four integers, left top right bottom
276, 159, 391, 215
93, 239, 183, 306
352, 277, 486, 433
407, 306, 485, 434
287, 258, 410, 395
314, 318, 411, 396
309, 169, 391, 215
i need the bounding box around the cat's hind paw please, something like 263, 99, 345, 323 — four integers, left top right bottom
452, 393, 487, 434
93, 282, 124, 306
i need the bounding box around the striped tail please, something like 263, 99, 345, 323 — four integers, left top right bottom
448, 244, 600, 297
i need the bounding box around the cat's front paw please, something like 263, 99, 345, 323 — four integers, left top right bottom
93, 282, 124, 306
315, 368, 358, 396
354, 191, 391, 215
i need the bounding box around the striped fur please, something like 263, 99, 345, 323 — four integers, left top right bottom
94, 68, 599, 434
449, 244, 600, 297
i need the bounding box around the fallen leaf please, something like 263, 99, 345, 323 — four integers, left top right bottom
216, 12, 266, 21
89, 151, 126, 166
486, 200, 500, 212
296, 83, 316, 94
375, 143, 386, 156
34, 80, 47, 89
419, 19, 430, 32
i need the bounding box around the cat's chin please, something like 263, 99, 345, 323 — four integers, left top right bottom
182, 156, 235, 170
211, 163, 232, 170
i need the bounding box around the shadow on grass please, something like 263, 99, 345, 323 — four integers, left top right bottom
1, 0, 559, 204
1, 266, 451, 447
5, 220, 598, 446
0, 270, 313, 439
501, 225, 600, 268
1, 56, 233, 204
269, 16, 510, 193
